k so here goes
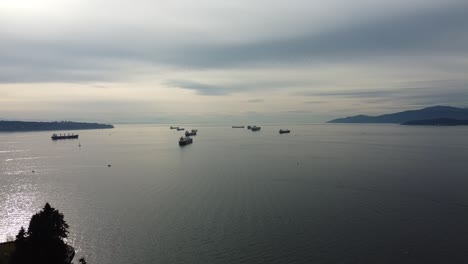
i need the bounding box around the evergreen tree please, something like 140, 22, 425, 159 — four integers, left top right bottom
27, 202, 69, 243
10, 227, 29, 264
15, 227, 26, 241
10, 203, 72, 264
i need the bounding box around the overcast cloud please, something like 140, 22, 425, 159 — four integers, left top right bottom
1, 0, 467, 123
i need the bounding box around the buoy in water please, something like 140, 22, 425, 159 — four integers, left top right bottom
108, 164, 111, 167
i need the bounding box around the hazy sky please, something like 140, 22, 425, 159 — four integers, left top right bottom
1, 0, 467, 123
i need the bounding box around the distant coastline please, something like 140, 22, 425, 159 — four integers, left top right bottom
0, 120, 114, 132
401, 118, 468, 126
327, 106, 468, 125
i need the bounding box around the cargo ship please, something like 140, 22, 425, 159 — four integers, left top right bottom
51, 133, 79, 140
279, 129, 290, 134
251, 126, 261, 131
179, 136, 193, 146
185, 130, 197, 136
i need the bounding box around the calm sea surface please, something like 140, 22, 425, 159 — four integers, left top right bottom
1, 124, 468, 263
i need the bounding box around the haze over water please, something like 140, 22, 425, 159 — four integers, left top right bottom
1, 124, 468, 263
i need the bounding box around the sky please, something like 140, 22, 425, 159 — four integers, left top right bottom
1, 0, 468, 123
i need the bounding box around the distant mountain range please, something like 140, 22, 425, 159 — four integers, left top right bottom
328, 106, 468, 125
0, 121, 114, 132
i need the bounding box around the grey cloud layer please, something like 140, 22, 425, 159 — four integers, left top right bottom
297, 80, 468, 107
1, 1, 468, 83
165, 2, 468, 67
1, 0, 468, 122
166, 79, 311, 96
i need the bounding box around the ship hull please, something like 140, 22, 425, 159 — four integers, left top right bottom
179, 137, 193, 146
51, 135, 79, 140
179, 140, 193, 146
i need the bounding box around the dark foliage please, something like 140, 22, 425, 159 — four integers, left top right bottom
10, 203, 73, 264
15, 227, 26, 241
27, 203, 69, 242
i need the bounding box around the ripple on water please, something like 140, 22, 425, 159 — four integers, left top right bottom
0, 150, 30, 153
5, 156, 50, 162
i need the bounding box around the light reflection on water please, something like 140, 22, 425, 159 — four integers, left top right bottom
5, 156, 50, 162
0, 150, 29, 153
0, 134, 50, 241
5, 171, 30, 176
0, 183, 38, 241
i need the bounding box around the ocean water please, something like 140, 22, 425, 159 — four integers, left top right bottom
1, 124, 468, 264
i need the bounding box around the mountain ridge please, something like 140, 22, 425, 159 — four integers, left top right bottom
327, 106, 468, 124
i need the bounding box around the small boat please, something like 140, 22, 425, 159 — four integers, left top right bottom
247, 125, 252, 130
279, 129, 290, 134
177, 128, 185, 131
251, 126, 261, 131
179, 136, 193, 146
51, 133, 79, 140
232, 126, 245, 128
170, 126, 179, 129
191, 129, 198, 133
185, 130, 197, 136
